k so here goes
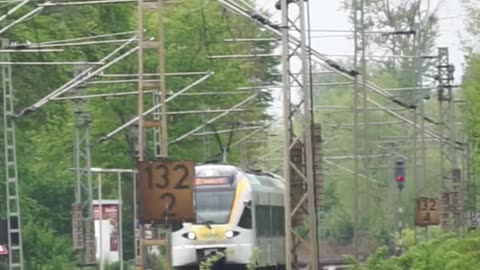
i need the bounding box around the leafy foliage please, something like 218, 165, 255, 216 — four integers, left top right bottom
0, 1, 277, 268
199, 251, 225, 270
348, 232, 480, 270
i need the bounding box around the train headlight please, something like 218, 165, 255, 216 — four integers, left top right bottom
187, 232, 196, 240
225, 230, 235, 239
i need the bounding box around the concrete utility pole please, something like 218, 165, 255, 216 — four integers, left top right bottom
279, 1, 320, 270
136, 0, 170, 269
352, 0, 368, 259
436, 48, 463, 234
71, 64, 96, 266
2, 38, 24, 270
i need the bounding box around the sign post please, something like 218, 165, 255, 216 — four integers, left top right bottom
415, 197, 440, 226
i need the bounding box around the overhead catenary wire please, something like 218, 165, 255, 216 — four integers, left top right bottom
169, 93, 258, 145
0, 0, 29, 23
31, 39, 139, 48
0, 6, 43, 35
97, 71, 215, 143
217, 0, 464, 148
38, 31, 137, 45
16, 35, 140, 117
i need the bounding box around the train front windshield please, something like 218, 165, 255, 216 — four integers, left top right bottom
195, 189, 234, 224
194, 165, 238, 225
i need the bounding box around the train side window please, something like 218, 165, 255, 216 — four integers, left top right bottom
254, 205, 261, 235
238, 206, 252, 229
271, 207, 278, 236
255, 205, 269, 236
272, 206, 285, 236
280, 207, 285, 236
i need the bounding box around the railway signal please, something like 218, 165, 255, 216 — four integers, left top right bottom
395, 158, 406, 190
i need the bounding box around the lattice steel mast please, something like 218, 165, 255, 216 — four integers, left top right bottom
2, 39, 23, 270
352, 0, 367, 258
137, 0, 167, 160
436, 48, 462, 233
279, 1, 319, 269
71, 65, 96, 266
136, 0, 169, 269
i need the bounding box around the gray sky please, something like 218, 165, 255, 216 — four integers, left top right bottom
257, 0, 467, 83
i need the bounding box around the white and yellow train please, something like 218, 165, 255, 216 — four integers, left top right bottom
171, 164, 286, 270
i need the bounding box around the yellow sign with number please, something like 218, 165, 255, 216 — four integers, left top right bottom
415, 197, 440, 226
138, 160, 195, 224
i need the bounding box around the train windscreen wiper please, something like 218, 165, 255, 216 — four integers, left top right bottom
196, 214, 213, 229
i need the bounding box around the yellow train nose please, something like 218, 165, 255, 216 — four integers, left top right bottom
192, 225, 227, 241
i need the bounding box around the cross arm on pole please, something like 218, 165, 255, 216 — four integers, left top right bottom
97, 71, 214, 143
169, 93, 258, 145
15, 37, 139, 117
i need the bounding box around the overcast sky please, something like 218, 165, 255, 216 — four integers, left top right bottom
256, 0, 468, 83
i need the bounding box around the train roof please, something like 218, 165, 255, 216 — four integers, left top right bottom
240, 167, 285, 192
195, 163, 284, 192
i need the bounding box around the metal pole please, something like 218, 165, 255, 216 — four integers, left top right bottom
437, 48, 456, 230
133, 170, 139, 268
158, 0, 168, 157
419, 68, 427, 196
71, 63, 95, 265
98, 174, 104, 270
2, 38, 24, 270
412, 31, 419, 244
137, 0, 145, 161
202, 112, 210, 162
117, 172, 124, 270
280, 1, 293, 268
298, 1, 319, 264
280, 0, 319, 269
158, 0, 172, 266
352, 0, 366, 258
448, 83, 463, 235
359, 0, 370, 257
153, 90, 161, 158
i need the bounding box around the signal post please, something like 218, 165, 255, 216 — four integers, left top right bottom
394, 158, 405, 254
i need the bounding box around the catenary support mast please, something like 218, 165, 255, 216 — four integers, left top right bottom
2, 38, 23, 270
352, 0, 367, 258
279, 1, 319, 270
436, 48, 463, 234
71, 64, 96, 266
136, 0, 169, 269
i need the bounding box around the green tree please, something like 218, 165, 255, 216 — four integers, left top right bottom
0, 1, 277, 268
